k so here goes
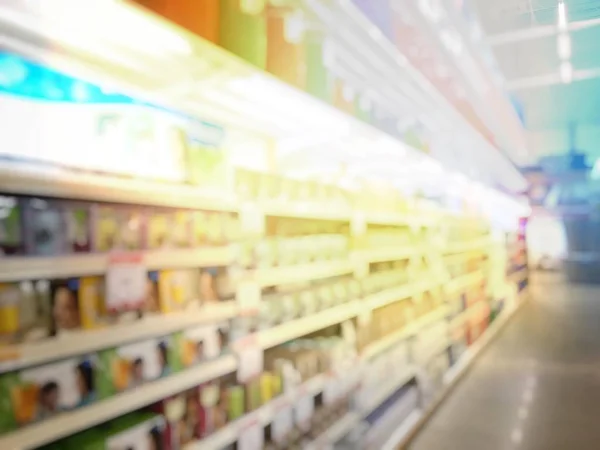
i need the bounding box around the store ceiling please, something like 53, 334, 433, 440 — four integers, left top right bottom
471, 0, 600, 164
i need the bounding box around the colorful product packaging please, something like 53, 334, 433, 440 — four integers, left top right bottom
0, 280, 51, 345
0, 355, 97, 432
96, 337, 172, 398
0, 194, 23, 255
92, 204, 145, 252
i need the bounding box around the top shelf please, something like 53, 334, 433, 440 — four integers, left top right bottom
0, 160, 443, 227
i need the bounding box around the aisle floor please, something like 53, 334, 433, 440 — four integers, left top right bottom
409, 272, 600, 450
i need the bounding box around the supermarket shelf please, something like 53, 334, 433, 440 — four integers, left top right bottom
380, 409, 423, 450
0, 355, 238, 450
186, 373, 329, 450
509, 269, 529, 284
445, 270, 485, 293
0, 161, 237, 212
361, 307, 448, 361
258, 302, 360, 349
417, 338, 451, 365
365, 279, 437, 310
253, 260, 354, 287
360, 368, 416, 416
362, 212, 438, 228
355, 246, 422, 264
0, 247, 235, 282
305, 412, 362, 450
258, 279, 446, 354
444, 238, 491, 254
0, 302, 237, 373
444, 301, 522, 386
393, 298, 526, 449
261, 202, 353, 222
449, 301, 487, 329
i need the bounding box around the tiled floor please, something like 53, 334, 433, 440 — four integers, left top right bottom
409, 272, 600, 450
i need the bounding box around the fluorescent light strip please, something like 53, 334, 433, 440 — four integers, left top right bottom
557, 33, 571, 60
560, 61, 573, 84
558, 1, 568, 31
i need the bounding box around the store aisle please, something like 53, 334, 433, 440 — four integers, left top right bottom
409, 272, 600, 450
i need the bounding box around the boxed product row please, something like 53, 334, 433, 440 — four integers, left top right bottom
0, 194, 241, 257
265, 217, 348, 238
0, 268, 230, 345
356, 290, 444, 352
34, 335, 354, 449
362, 227, 413, 249
246, 234, 349, 269
264, 393, 353, 450
0, 323, 225, 434
357, 341, 411, 410
362, 261, 410, 296
244, 277, 361, 334
235, 169, 351, 210
41, 412, 167, 450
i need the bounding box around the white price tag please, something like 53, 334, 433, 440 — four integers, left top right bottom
358, 307, 372, 327
238, 420, 264, 450
351, 212, 366, 236
239, 204, 265, 236
106, 253, 146, 313
294, 394, 314, 430
272, 404, 293, 444
323, 376, 339, 405
233, 336, 264, 383
236, 281, 262, 316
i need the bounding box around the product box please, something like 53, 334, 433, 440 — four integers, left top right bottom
171, 210, 193, 249
0, 355, 97, 432
24, 199, 93, 256
0, 194, 23, 256
199, 380, 224, 437
198, 268, 221, 304
157, 269, 201, 314
50, 278, 82, 336
96, 337, 172, 398
191, 211, 227, 247
105, 413, 166, 450
170, 325, 221, 372
23, 197, 67, 256
266, 4, 306, 89
146, 208, 172, 250
0, 280, 51, 345
218, 0, 267, 69
156, 388, 201, 450
78, 276, 111, 330
134, 0, 220, 44
92, 204, 145, 252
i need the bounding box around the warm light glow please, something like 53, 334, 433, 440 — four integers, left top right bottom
560, 61, 573, 84
558, 1, 568, 30
557, 33, 571, 60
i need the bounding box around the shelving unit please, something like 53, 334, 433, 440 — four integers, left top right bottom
0, 2, 530, 449
0, 356, 238, 450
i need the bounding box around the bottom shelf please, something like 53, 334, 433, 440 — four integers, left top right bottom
383, 296, 526, 449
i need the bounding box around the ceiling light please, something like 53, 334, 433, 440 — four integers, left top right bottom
557, 33, 571, 59
560, 61, 573, 84
558, 0, 568, 31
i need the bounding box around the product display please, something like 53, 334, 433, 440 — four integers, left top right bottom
0, 280, 51, 345
0, 355, 97, 432
0, 195, 24, 256
0, 3, 531, 450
